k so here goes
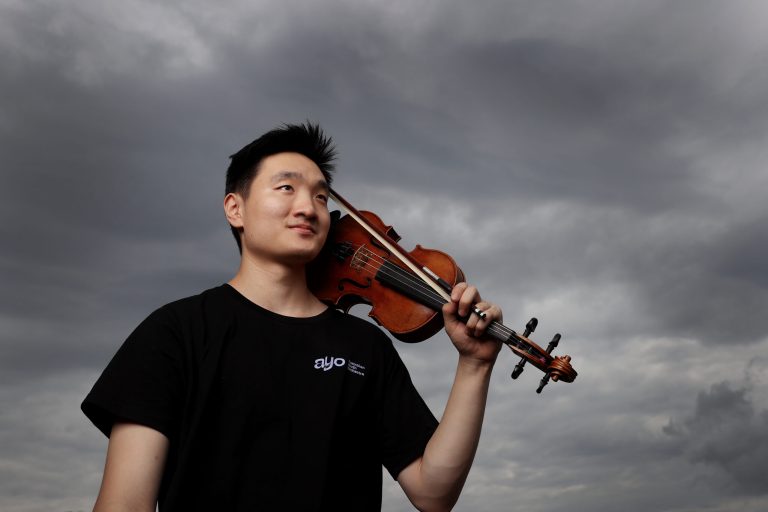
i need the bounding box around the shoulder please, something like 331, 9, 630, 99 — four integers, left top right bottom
119, 285, 235, 353
146, 285, 233, 324
159, 284, 231, 313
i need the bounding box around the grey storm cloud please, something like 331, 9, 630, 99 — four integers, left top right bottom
665, 377, 768, 494
2, 1, 768, 511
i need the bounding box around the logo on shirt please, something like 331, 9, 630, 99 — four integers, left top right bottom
314, 356, 366, 376
315, 356, 346, 371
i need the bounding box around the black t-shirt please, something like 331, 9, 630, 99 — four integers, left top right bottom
82, 284, 438, 511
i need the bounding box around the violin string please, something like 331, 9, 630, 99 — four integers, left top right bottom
334, 242, 524, 348
347, 244, 447, 308
354, 246, 520, 341
337, 243, 525, 348
349, 245, 521, 344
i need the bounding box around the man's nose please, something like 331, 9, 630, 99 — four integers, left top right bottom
293, 190, 318, 218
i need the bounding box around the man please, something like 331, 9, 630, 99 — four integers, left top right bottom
83, 123, 502, 511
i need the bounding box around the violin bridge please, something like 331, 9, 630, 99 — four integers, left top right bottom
350, 244, 371, 272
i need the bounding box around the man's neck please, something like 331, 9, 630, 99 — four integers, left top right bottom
228, 254, 326, 318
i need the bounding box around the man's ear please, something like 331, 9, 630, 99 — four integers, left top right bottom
223, 193, 244, 228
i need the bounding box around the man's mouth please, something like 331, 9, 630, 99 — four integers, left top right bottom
289, 224, 316, 234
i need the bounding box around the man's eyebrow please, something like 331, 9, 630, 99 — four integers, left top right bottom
270, 171, 303, 184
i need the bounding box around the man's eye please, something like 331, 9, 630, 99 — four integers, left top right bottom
278, 185, 293, 191
317, 194, 328, 203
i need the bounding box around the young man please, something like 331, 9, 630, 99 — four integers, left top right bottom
83, 123, 503, 511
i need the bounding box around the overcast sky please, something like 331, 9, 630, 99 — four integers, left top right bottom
2, 1, 768, 511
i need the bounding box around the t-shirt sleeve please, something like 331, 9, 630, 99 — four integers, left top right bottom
81, 306, 186, 439
376, 335, 439, 480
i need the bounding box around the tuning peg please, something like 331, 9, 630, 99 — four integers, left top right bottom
524, 317, 538, 336
511, 318, 538, 379
545, 333, 561, 353
536, 374, 550, 393
536, 333, 562, 394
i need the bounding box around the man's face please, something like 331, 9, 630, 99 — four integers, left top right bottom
231, 152, 331, 267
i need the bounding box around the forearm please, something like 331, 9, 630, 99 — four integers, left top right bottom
406, 356, 493, 510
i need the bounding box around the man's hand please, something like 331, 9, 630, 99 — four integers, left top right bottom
442, 282, 503, 366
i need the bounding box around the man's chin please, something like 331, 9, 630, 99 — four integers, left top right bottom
286, 247, 324, 267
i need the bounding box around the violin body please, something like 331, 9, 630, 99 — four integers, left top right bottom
309, 210, 465, 342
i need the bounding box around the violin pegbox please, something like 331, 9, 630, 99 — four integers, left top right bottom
508, 317, 575, 393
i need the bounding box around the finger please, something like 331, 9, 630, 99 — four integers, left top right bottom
458, 285, 480, 317
471, 304, 501, 337
465, 311, 479, 332
442, 301, 459, 329
478, 303, 502, 323
470, 301, 495, 320
473, 316, 490, 338
450, 282, 468, 302
465, 309, 487, 338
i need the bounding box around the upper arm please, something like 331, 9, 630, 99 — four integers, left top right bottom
93, 422, 169, 512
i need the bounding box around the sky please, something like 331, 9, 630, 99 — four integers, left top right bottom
2, 0, 768, 510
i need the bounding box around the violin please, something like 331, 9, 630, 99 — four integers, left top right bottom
307, 189, 577, 393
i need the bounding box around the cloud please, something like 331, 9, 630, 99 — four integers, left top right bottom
1, 0, 213, 85
2, 1, 768, 511
665, 369, 768, 494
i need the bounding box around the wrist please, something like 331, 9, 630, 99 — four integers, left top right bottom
456, 355, 495, 376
